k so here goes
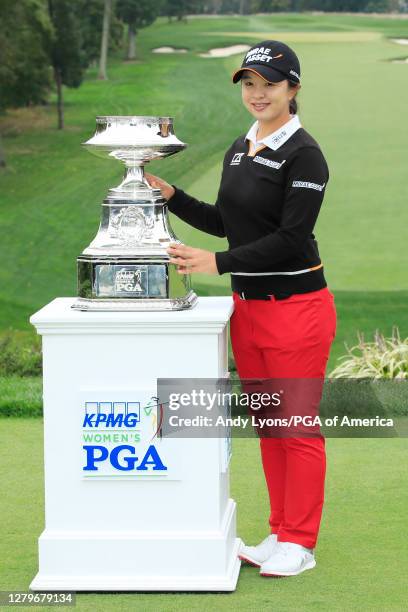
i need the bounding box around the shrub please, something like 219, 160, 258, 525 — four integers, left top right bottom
0, 330, 42, 376
329, 326, 407, 379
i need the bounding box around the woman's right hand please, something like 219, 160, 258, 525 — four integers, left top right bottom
145, 172, 175, 201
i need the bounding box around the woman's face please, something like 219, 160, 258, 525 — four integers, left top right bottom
240, 69, 299, 121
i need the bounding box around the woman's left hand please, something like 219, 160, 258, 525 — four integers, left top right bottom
166, 243, 219, 275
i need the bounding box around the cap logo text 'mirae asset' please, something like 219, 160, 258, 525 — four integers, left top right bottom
245, 47, 284, 64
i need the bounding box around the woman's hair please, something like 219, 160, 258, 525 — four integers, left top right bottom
288, 80, 299, 115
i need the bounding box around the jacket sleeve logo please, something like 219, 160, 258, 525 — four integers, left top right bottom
292, 180, 326, 192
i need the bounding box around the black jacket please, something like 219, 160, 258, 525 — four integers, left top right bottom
167, 126, 329, 295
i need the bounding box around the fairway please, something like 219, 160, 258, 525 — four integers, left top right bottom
1, 12, 407, 334
0, 418, 407, 610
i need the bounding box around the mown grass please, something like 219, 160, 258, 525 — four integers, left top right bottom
0, 419, 407, 610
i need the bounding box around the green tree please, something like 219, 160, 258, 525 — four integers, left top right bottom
364, 0, 390, 10
99, 0, 113, 80
258, 0, 290, 9
161, 0, 203, 20
77, 0, 123, 69
117, 0, 162, 60
0, 0, 52, 166
47, 0, 87, 129
0, 0, 52, 111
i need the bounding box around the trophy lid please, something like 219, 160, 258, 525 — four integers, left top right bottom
83, 116, 187, 163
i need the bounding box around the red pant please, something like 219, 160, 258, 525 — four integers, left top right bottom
230, 287, 337, 549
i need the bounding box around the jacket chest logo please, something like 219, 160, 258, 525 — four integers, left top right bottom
229, 153, 286, 169
253, 156, 286, 170
230, 153, 245, 166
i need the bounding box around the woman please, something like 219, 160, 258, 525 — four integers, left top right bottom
145, 40, 337, 578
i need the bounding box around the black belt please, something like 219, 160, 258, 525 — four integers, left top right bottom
237, 291, 293, 301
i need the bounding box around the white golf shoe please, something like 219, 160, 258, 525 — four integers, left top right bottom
238, 533, 278, 567
260, 541, 316, 577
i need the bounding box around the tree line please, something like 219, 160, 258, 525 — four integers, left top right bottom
0, 0, 406, 154
202, 0, 406, 12
0, 0, 165, 131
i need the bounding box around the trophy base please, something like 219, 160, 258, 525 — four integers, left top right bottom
75, 256, 197, 311
71, 290, 198, 312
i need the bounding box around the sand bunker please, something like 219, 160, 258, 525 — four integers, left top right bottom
390, 38, 408, 45
152, 46, 188, 53
199, 44, 250, 58
391, 57, 408, 63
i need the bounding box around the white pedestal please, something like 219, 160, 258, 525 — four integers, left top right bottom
29, 296, 241, 591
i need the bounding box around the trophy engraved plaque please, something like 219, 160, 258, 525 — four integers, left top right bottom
72, 116, 198, 311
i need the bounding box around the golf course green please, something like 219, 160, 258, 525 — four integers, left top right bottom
0, 13, 407, 609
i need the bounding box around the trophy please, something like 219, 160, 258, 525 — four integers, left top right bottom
72, 116, 198, 311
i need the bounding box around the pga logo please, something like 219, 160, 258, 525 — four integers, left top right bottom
81, 399, 167, 474
83, 443, 167, 472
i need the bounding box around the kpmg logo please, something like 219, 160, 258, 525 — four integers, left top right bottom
83, 401, 140, 428
81, 398, 168, 476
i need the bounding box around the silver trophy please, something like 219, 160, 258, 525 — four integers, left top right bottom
72, 116, 197, 311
